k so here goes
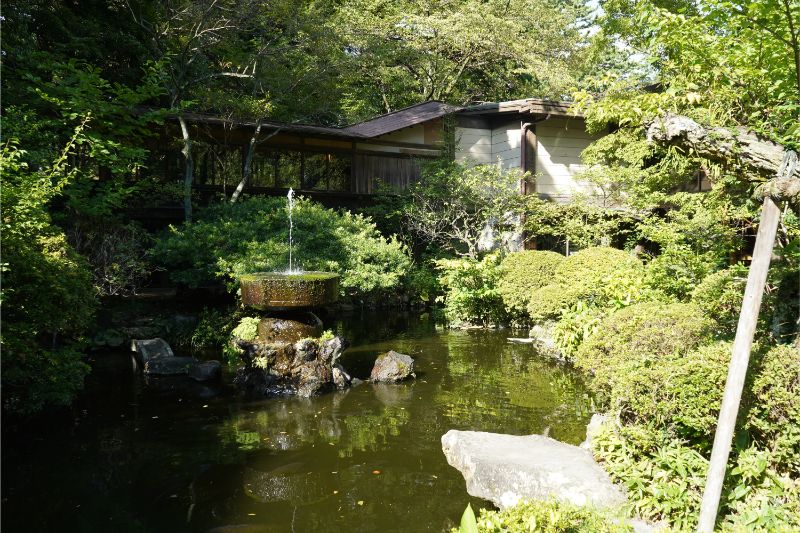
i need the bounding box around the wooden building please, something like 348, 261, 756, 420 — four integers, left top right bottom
157, 99, 606, 203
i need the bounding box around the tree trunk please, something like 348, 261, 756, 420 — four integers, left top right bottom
230, 119, 263, 203
178, 114, 194, 222
646, 114, 800, 181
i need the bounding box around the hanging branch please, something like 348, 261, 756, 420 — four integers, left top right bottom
646, 113, 800, 183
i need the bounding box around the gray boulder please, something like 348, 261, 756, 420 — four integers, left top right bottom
370, 350, 415, 382
189, 360, 222, 382
131, 338, 174, 366
441, 430, 627, 510
144, 356, 197, 376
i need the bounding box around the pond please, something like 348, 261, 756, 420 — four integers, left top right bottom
2, 311, 594, 533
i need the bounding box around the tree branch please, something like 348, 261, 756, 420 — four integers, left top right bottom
646, 113, 800, 181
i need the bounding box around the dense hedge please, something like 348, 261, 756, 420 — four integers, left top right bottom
691, 265, 747, 338
573, 302, 713, 396
749, 343, 800, 474
527, 247, 644, 321
496, 250, 564, 318
153, 197, 411, 300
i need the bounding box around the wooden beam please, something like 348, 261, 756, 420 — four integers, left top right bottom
697, 150, 797, 532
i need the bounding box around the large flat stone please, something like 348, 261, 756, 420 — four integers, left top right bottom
441, 430, 627, 510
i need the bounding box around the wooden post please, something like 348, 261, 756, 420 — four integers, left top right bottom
696, 153, 797, 531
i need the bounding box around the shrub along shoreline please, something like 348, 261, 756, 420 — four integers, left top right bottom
441, 246, 799, 531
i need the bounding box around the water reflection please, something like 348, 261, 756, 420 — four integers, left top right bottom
3, 313, 594, 533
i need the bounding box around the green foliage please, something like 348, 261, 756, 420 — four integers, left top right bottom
592, 424, 709, 530
639, 193, 747, 299
436, 253, 509, 327
404, 161, 526, 258
405, 262, 442, 305
225, 316, 262, 366
1, 140, 97, 414
454, 500, 633, 533
618, 341, 732, 448
593, 418, 800, 531
185, 307, 246, 352
552, 301, 606, 359
522, 197, 637, 250
691, 266, 748, 337
574, 302, 713, 397
497, 251, 565, 318
153, 197, 411, 300
335, 0, 591, 118
458, 503, 479, 533
748, 343, 800, 474
68, 220, 155, 296
528, 247, 645, 321
231, 317, 260, 342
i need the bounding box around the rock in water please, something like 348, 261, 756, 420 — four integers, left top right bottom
131, 338, 174, 365
370, 351, 415, 382
144, 356, 197, 376
332, 364, 352, 389
233, 335, 353, 397
189, 360, 222, 382
441, 430, 627, 509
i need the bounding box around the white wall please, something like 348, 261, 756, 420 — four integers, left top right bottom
455, 126, 492, 165
491, 120, 521, 170
534, 118, 602, 202
455, 120, 520, 169
455, 117, 606, 202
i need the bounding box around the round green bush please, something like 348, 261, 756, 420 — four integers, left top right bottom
748, 343, 800, 474
691, 265, 747, 337
153, 197, 411, 299
574, 302, 714, 397
553, 246, 642, 288
497, 250, 564, 316
524, 247, 644, 321
527, 283, 576, 321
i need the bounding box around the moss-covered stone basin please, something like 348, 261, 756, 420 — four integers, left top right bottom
240, 272, 339, 310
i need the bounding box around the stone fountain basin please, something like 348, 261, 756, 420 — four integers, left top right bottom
240, 272, 339, 310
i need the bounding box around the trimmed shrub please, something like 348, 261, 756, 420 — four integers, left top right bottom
497, 250, 564, 317
436, 253, 508, 327
527, 283, 577, 321
153, 197, 411, 300
748, 343, 800, 474
574, 302, 714, 396
527, 247, 645, 321
617, 341, 732, 447
691, 265, 747, 337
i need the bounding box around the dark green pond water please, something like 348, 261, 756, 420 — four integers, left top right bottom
2, 311, 594, 533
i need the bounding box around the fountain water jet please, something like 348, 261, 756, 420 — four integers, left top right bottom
231, 190, 349, 397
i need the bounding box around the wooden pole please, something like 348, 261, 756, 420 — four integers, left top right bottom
696, 152, 797, 532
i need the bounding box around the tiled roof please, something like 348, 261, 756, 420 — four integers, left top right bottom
343, 101, 461, 138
